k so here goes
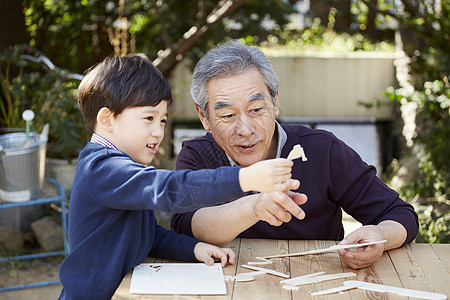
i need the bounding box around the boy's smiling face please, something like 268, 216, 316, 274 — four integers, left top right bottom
109, 101, 168, 165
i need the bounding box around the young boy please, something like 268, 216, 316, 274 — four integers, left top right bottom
58, 55, 296, 299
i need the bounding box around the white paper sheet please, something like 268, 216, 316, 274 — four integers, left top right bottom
129, 263, 227, 295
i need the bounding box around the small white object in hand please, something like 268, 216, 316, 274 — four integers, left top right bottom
287, 144, 307, 161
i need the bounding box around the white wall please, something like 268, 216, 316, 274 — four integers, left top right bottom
169, 52, 398, 120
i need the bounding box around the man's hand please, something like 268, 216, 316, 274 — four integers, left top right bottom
338, 220, 407, 269
337, 225, 385, 269
251, 180, 307, 226
191, 180, 307, 246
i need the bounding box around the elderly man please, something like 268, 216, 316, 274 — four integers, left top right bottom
171, 39, 418, 269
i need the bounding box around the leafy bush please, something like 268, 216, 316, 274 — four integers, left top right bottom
384, 77, 449, 243
0, 45, 32, 128
254, 12, 395, 55
413, 197, 450, 243
355, 0, 450, 243
386, 78, 450, 197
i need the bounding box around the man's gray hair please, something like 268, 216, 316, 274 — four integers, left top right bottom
191, 39, 279, 118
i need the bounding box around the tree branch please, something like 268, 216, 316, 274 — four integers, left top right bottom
152, 1, 171, 49
361, 0, 398, 19
362, 0, 436, 41
153, 0, 249, 77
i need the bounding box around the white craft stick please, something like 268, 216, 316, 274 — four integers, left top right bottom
233, 275, 255, 282
261, 240, 387, 259
241, 265, 289, 278
247, 261, 271, 265
224, 275, 234, 281
280, 272, 325, 284
236, 271, 266, 277
287, 144, 301, 160
225, 271, 265, 282
225, 275, 256, 282
311, 282, 362, 296
281, 272, 356, 286
283, 285, 300, 291
287, 144, 307, 161
344, 281, 448, 300
255, 257, 273, 263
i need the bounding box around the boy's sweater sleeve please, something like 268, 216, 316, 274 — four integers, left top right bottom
170, 141, 212, 236
87, 151, 244, 212
149, 222, 200, 262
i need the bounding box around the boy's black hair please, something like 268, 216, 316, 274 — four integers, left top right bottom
78, 55, 173, 132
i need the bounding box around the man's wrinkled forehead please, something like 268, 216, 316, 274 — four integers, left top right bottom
213, 93, 267, 110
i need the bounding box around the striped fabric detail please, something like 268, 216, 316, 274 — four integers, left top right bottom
90, 133, 118, 150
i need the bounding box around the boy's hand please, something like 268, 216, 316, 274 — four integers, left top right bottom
194, 242, 236, 267
239, 158, 298, 193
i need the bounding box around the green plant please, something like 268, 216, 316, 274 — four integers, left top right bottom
412, 197, 450, 243
40, 73, 89, 161
384, 78, 450, 243
353, 0, 450, 243
0, 44, 89, 161
385, 78, 450, 198
0, 44, 32, 128
21, 0, 295, 78
253, 11, 395, 55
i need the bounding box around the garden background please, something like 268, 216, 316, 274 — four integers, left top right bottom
0, 0, 448, 298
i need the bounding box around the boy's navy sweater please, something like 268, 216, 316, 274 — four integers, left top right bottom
58, 143, 244, 300
171, 124, 419, 243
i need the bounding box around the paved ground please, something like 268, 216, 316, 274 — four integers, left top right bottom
0, 215, 361, 299
0, 257, 63, 300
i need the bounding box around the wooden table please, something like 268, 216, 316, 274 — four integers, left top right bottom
113, 239, 450, 299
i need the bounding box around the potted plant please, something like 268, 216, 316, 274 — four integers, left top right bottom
0, 45, 31, 130
1, 45, 89, 196
43, 79, 89, 195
